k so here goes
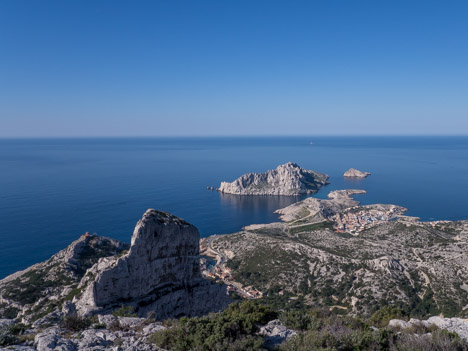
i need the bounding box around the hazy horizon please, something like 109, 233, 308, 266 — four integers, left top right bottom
1, 134, 468, 140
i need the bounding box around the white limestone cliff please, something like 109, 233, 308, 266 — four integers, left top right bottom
75, 209, 229, 318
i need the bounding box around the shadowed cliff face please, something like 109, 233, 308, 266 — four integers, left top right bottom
75, 209, 229, 318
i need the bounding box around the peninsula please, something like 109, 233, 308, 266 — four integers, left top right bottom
203, 189, 468, 320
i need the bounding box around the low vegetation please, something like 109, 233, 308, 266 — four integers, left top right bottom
112, 305, 137, 317
60, 315, 94, 332
148, 301, 276, 351
0, 323, 27, 347
147, 301, 468, 351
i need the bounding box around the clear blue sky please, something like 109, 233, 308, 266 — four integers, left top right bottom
1, 0, 467, 137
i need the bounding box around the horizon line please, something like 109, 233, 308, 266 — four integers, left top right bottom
1, 134, 468, 140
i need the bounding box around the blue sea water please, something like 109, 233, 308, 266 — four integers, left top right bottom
1, 136, 468, 278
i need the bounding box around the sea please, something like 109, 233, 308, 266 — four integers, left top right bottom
1, 136, 468, 278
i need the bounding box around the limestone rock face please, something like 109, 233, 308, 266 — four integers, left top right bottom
344, 168, 371, 178
75, 209, 229, 318
218, 162, 329, 196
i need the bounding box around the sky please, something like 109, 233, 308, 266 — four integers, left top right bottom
0, 0, 467, 137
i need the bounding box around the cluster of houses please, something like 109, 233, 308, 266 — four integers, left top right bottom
332, 207, 403, 233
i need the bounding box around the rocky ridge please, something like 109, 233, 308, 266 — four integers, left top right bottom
218, 162, 329, 196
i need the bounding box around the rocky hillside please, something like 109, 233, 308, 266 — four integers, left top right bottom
0, 235, 129, 324
208, 190, 468, 318
218, 162, 329, 196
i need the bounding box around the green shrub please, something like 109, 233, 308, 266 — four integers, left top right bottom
0, 323, 28, 346
369, 306, 407, 327
0, 325, 18, 346
60, 315, 92, 332
148, 300, 276, 351
0, 304, 20, 319
279, 309, 326, 331
112, 305, 137, 317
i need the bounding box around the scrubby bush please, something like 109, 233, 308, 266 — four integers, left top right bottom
369, 306, 408, 327
60, 315, 92, 332
279, 308, 328, 331
280, 328, 393, 351
112, 305, 136, 317
0, 325, 18, 346
0, 323, 27, 346
279, 309, 468, 351
390, 329, 468, 351
148, 300, 276, 351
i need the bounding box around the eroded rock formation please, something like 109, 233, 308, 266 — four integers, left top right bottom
75, 209, 229, 318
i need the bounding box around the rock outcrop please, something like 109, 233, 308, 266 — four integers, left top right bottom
389, 317, 468, 340
75, 209, 229, 318
258, 319, 297, 349
31, 316, 165, 351
344, 168, 371, 178
218, 162, 329, 196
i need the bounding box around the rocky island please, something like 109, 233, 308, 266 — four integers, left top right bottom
344, 168, 371, 177
218, 162, 329, 196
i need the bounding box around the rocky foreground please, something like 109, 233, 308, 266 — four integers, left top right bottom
218, 162, 329, 196
0, 210, 230, 350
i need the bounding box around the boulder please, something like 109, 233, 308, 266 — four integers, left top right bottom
258, 319, 297, 349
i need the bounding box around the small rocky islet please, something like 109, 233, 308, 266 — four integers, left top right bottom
344, 168, 371, 178
1, 163, 468, 350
